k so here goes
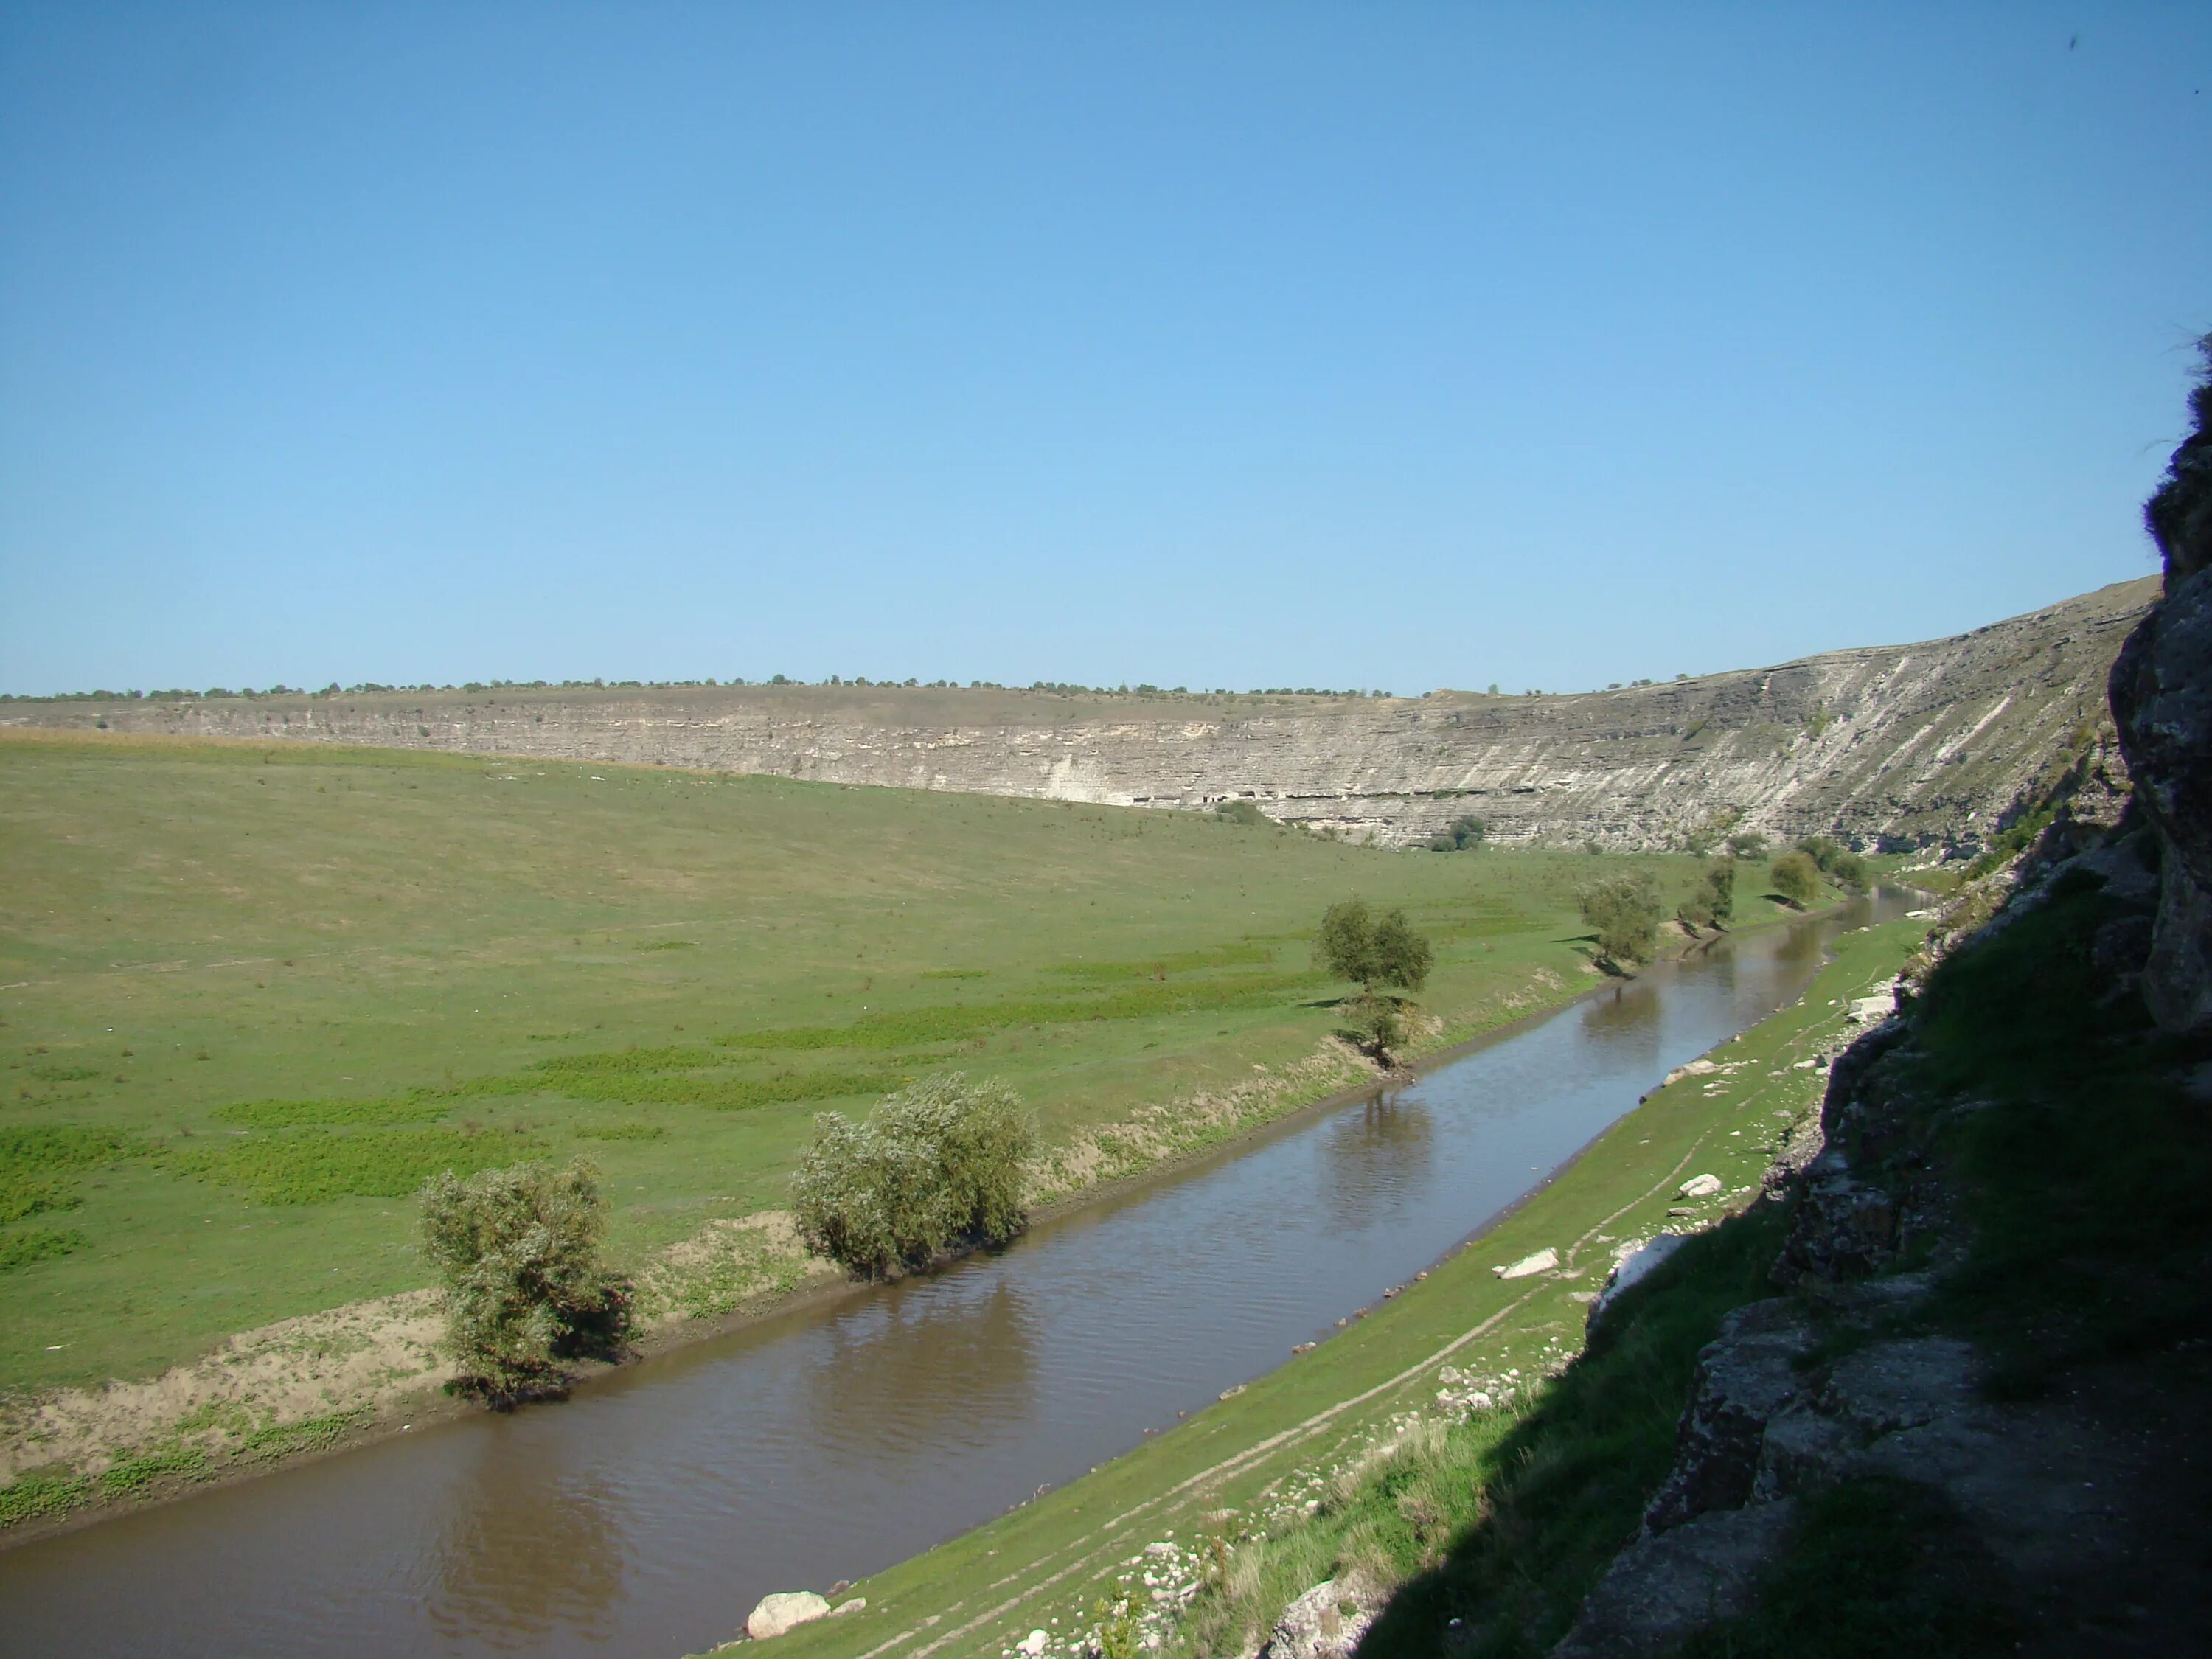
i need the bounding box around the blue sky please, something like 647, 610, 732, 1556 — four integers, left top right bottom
1, 3, 2206, 698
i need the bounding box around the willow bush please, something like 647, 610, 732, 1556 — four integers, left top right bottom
790, 1073, 1034, 1277
420, 1157, 628, 1405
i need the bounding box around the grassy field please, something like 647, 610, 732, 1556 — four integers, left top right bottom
710, 911, 1926, 1659
0, 729, 1820, 1402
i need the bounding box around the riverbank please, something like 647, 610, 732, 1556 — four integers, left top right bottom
0, 880, 1851, 1547
687, 910, 1927, 1658
0, 957, 1590, 1543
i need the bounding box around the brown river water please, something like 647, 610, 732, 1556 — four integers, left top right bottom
0, 892, 1913, 1658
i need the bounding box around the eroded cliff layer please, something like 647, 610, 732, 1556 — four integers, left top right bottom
6, 577, 2155, 851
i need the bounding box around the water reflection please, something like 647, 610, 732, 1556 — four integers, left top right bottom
1318, 1094, 1436, 1233
428, 1426, 630, 1648
804, 1278, 1039, 1459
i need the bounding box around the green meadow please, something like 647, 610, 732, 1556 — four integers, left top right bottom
0, 730, 1801, 1399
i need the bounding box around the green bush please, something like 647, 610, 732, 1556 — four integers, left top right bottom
1675, 858, 1737, 931
1795, 835, 1868, 892
1577, 873, 1663, 967
1214, 799, 1270, 827
1313, 900, 1433, 994
1425, 814, 1486, 852
790, 1073, 1034, 1277
420, 1158, 627, 1405
1770, 850, 1822, 906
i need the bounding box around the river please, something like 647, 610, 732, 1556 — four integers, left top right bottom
0, 892, 1912, 1658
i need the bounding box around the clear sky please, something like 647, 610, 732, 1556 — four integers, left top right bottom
1, 3, 2206, 698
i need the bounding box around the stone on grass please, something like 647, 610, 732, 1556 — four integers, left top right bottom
1677, 1173, 1724, 1199
747, 1592, 830, 1639
1018, 1629, 1048, 1655
1493, 1247, 1559, 1280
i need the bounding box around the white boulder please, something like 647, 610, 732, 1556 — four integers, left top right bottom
747, 1592, 831, 1640
1678, 1174, 1724, 1199
1494, 1247, 1559, 1280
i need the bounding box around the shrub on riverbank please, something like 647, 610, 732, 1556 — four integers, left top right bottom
420, 1158, 628, 1405
1577, 873, 1663, 967
791, 1073, 1035, 1277
1770, 850, 1821, 906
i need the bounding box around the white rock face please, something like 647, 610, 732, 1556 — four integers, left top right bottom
1262, 1579, 1373, 1659
746, 1592, 830, 1640
34, 578, 2151, 854
1494, 1247, 1559, 1280
1679, 1174, 1725, 1199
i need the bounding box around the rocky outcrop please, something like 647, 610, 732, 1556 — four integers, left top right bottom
1260, 1579, 1374, 1659
1552, 812, 2195, 1656
2110, 575, 2212, 1031
2110, 338, 2212, 1035
4, 580, 2152, 852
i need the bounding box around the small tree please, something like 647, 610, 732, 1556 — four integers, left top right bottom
1313, 899, 1433, 994
1578, 873, 1663, 969
420, 1158, 626, 1406
1214, 799, 1269, 827
1677, 858, 1736, 931
1771, 850, 1821, 906
1725, 830, 1769, 860
791, 1073, 1034, 1277
1425, 814, 1487, 852
1793, 835, 1868, 892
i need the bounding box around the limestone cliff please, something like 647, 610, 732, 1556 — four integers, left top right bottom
5, 578, 2154, 854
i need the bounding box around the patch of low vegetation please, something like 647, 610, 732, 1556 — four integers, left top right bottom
0, 1226, 87, 1270
212, 1093, 455, 1129
175, 1126, 538, 1206
723, 975, 1317, 1052
790, 1073, 1034, 1276
571, 1121, 667, 1141
421, 1158, 629, 1405
0, 1469, 92, 1526
0, 1124, 133, 1257
1213, 799, 1272, 827
95, 1444, 209, 1500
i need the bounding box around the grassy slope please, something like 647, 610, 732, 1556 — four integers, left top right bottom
732, 917, 1924, 1659
0, 730, 1815, 1397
